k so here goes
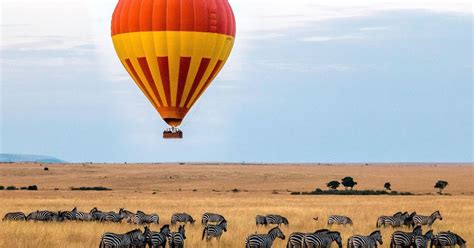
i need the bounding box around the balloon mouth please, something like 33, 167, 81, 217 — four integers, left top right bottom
164, 118, 183, 127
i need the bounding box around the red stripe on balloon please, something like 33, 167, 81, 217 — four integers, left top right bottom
124, 59, 158, 109
176, 57, 191, 107
184, 58, 211, 107
194, 60, 223, 101
157, 57, 172, 107
138, 57, 164, 106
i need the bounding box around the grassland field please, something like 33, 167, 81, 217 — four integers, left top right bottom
0, 163, 472, 247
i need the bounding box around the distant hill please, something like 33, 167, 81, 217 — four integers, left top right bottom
0, 153, 66, 163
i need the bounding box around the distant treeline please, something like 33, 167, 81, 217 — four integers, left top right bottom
291, 189, 414, 196
70, 186, 112, 191
0, 185, 38, 191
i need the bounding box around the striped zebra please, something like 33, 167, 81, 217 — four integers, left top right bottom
128, 211, 159, 225
390, 225, 422, 248
413, 211, 442, 227
303, 231, 343, 248
328, 215, 353, 227
286, 229, 329, 248
201, 212, 225, 225
75, 208, 95, 221
145, 224, 170, 248
376, 212, 409, 228
3, 212, 26, 221
91, 207, 106, 221
168, 225, 186, 248
402, 212, 417, 228
171, 213, 195, 225
202, 219, 227, 241
245, 226, 286, 248
120, 208, 135, 220
347, 230, 383, 248
26, 211, 64, 222
62, 207, 77, 221
256, 215, 268, 226
102, 209, 125, 223
431, 232, 466, 248
99, 228, 145, 248
413, 230, 433, 248
266, 214, 289, 226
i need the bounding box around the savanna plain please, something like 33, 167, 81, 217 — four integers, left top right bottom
0, 163, 472, 247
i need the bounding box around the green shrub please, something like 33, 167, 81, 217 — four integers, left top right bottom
0, 186, 4, 190
6, 186, 18, 190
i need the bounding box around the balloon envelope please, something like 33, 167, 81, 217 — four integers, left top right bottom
111, 0, 236, 127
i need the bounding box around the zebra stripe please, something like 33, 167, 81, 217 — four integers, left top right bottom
99, 228, 145, 248
26, 211, 64, 222
246, 226, 286, 248
145, 225, 170, 248
171, 213, 195, 225
376, 212, 409, 228
390, 226, 422, 247
328, 215, 353, 226
347, 230, 383, 248
202, 219, 227, 241
286, 229, 329, 248
201, 212, 225, 225
413, 230, 433, 248
266, 214, 289, 226
75, 209, 94, 221
303, 231, 342, 248
128, 211, 159, 225
432, 232, 466, 248
168, 225, 186, 248
2, 212, 26, 221
413, 211, 442, 227
62, 207, 77, 221
256, 215, 267, 226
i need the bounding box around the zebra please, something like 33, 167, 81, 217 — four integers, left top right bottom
120, 208, 135, 220
256, 215, 268, 226
347, 230, 383, 248
286, 229, 329, 248
403, 212, 417, 228
202, 219, 227, 241
266, 214, 289, 226
328, 215, 353, 227
128, 211, 159, 225
145, 224, 170, 248
99, 228, 146, 248
390, 225, 423, 248
102, 209, 125, 223
413, 230, 433, 248
201, 212, 225, 225
431, 232, 466, 248
62, 207, 77, 221
91, 207, 106, 221
170, 213, 195, 225
245, 226, 285, 248
26, 210, 64, 222
168, 225, 186, 248
76, 208, 95, 221
2, 212, 26, 221
303, 231, 343, 248
413, 211, 442, 227
376, 212, 409, 228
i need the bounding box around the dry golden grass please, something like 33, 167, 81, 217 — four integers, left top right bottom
0, 163, 472, 247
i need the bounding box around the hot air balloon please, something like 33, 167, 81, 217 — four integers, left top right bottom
111, 0, 236, 139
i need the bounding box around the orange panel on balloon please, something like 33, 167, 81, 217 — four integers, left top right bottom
111, 0, 236, 127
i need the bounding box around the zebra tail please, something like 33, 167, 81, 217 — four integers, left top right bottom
201, 227, 206, 240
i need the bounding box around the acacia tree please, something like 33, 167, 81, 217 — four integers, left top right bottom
341, 177, 357, 190
434, 180, 448, 195
384, 182, 392, 192
326, 181, 340, 190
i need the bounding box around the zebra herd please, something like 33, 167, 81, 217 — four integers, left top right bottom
2, 209, 467, 247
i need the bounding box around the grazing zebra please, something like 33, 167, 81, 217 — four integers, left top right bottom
128, 211, 159, 225
413, 230, 433, 248
201, 212, 225, 225
75, 208, 95, 221
413, 211, 442, 227
245, 226, 285, 248
99, 228, 145, 248
328, 215, 353, 227
431, 232, 466, 248
403, 212, 417, 228
303, 231, 343, 248
62, 207, 77, 221
376, 212, 409, 228
266, 214, 289, 226
91, 207, 106, 221
3, 212, 26, 221
146, 224, 170, 248
120, 208, 135, 220
347, 230, 383, 248
390, 225, 423, 248
256, 215, 268, 226
168, 225, 186, 248
26, 211, 64, 222
102, 209, 125, 223
171, 213, 195, 225
202, 219, 227, 241
286, 229, 329, 248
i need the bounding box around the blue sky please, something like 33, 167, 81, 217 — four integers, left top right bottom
1, 0, 472, 163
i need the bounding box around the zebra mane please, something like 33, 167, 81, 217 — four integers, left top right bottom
432, 210, 440, 216
314, 229, 330, 234
454, 233, 466, 243
136, 210, 145, 215
126, 229, 142, 235
268, 226, 281, 234
369, 230, 381, 236
392, 211, 402, 216
412, 225, 422, 234
160, 224, 170, 233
